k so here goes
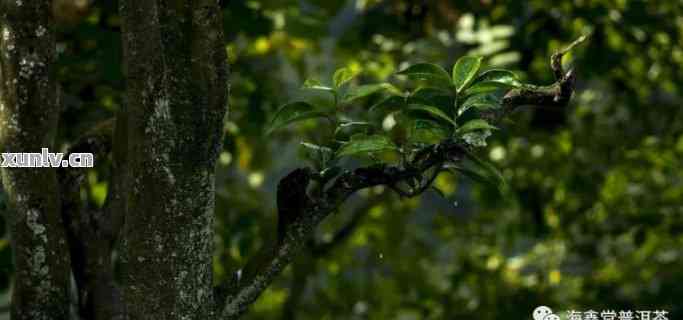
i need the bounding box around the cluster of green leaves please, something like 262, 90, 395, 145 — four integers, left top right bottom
378, 56, 521, 147
266, 66, 399, 171
268, 56, 523, 191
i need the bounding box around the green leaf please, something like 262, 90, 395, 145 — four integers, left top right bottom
319, 166, 342, 182
343, 83, 397, 104
458, 92, 504, 116
455, 119, 498, 135
409, 87, 454, 110
336, 134, 398, 158
370, 95, 407, 113
397, 63, 452, 87
462, 149, 507, 193
407, 104, 457, 127
471, 69, 522, 87
300, 142, 334, 168
338, 121, 375, 129
334, 121, 375, 137
465, 70, 521, 96
302, 79, 335, 94
409, 119, 450, 144
452, 56, 482, 93
333, 67, 358, 88
410, 87, 450, 99
464, 82, 507, 96
267, 102, 329, 134
300, 141, 333, 154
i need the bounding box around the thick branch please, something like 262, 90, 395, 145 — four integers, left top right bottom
221, 37, 583, 319
496, 34, 587, 118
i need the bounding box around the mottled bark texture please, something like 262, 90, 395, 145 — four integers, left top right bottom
119, 1, 228, 319
0, 1, 71, 319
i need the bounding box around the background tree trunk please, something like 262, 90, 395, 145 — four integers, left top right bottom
119, 1, 228, 319
0, 1, 71, 319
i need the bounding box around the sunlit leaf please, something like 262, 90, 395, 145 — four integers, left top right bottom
411, 87, 451, 99
300, 141, 333, 154
302, 79, 335, 94
336, 134, 398, 157
407, 104, 457, 127
300, 141, 334, 167
464, 82, 507, 96
343, 83, 397, 103
465, 70, 521, 96
267, 102, 329, 134
409, 119, 450, 144
409, 87, 454, 110
452, 56, 483, 93
338, 121, 375, 129
333, 67, 358, 88
459, 91, 504, 115
334, 121, 375, 137
397, 63, 452, 87
319, 166, 342, 182
472, 69, 522, 87
455, 119, 498, 135
370, 95, 407, 113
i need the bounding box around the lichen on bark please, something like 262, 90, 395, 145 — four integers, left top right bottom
119, 0, 228, 318
0, 1, 71, 319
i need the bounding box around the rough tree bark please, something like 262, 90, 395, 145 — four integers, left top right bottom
119, 0, 228, 319
0, 1, 71, 319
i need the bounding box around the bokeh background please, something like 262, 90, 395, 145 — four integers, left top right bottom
0, 0, 682, 319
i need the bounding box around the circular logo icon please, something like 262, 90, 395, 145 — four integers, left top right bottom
533, 306, 554, 320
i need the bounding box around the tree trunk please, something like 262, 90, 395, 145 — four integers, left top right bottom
0, 1, 71, 319
119, 1, 228, 319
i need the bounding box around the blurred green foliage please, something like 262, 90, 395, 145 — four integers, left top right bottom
1, 0, 682, 319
